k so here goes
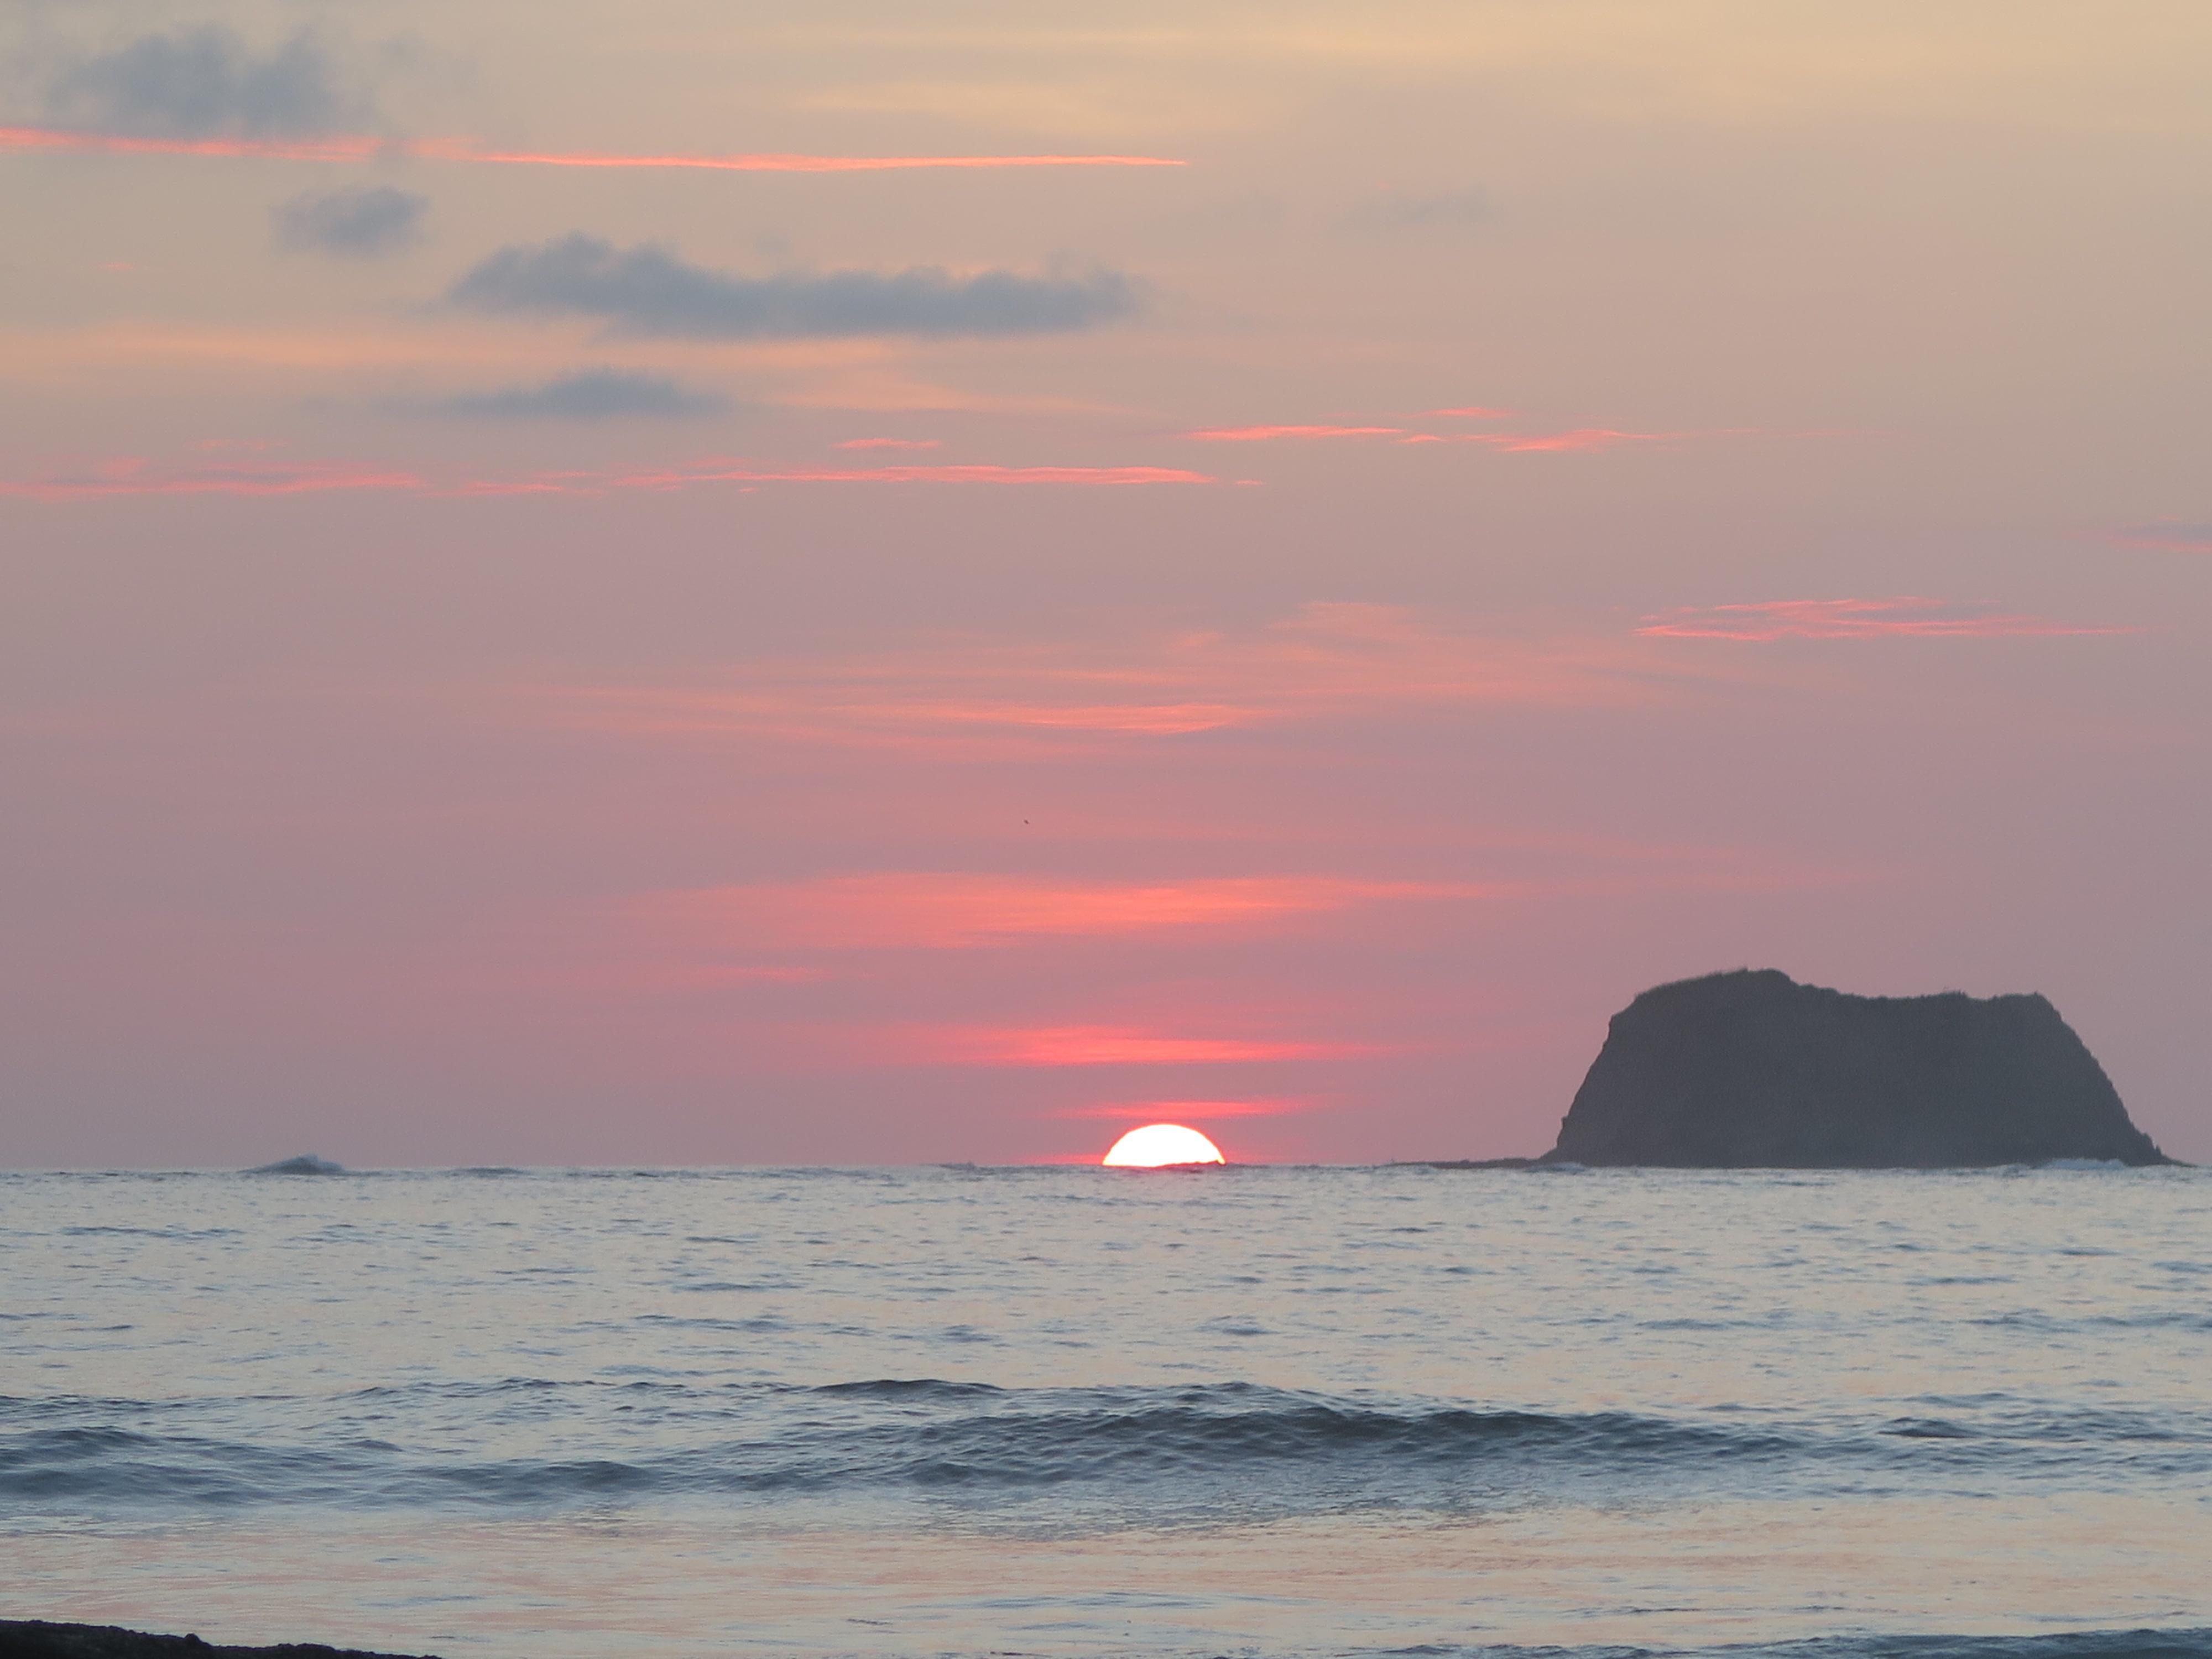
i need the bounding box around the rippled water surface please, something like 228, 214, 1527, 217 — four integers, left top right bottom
3, 1165, 2209, 1657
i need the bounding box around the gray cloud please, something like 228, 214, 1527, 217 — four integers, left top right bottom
418, 369, 731, 421
44, 26, 372, 139
274, 186, 426, 258
1345, 187, 1492, 232
447, 234, 1138, 340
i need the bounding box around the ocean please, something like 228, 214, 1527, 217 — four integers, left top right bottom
3, 1165, 2208, 1658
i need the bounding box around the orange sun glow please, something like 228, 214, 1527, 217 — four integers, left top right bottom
1100, 1123, 1227, 1167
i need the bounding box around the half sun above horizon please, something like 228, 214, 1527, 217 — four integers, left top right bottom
1101, 1123, 1227, 1167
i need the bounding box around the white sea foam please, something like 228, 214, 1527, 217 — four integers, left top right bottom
2038, 1157, 2133, 1171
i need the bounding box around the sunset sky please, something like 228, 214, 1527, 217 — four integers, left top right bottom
4, 1, 2208, 1167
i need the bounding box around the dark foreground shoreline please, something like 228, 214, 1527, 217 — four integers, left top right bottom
0, 1624, 436, 1659
11, 1619, 2212, 1659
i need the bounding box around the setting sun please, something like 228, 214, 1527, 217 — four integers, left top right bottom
1100, 1123, 1226, 1167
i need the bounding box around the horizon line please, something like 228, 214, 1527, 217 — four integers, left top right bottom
6, 1159, 2188, 1175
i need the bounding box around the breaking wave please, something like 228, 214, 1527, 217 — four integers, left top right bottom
6, 1379, 2207, 1516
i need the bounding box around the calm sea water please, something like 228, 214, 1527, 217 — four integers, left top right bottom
3, 1165, 2209, 1659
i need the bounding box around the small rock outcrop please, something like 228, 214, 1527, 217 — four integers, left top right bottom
246, 1154, 346, 1176
1545, 969, 2171, 1168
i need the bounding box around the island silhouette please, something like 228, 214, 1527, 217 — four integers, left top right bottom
1460, 968, 2174, 1168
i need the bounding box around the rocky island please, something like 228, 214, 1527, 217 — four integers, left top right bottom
1530, 968, 2173, 1168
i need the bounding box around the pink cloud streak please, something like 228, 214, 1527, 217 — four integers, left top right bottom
535, 603, 1661, 754
609, 463, 1208, 488
410, 141, 1185, 173
4, 459, 1211, 503
1183, 425, 1404, 442
646, 872, 1497, 951
1056, 1098, 1317, 1119
1400, 427, 1684, 452
898, 1025, 1378, 1067
1637, 597, 2137, 641
0, 462, 424, 502
0, 126, 1185, 174
1183, 422, 1683, 452
2111, 523, 2212, 554
1468, 427, 1679, 453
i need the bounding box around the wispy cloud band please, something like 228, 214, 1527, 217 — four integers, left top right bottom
534, 603, 1659, 758
1183, 421, 1687, 452
448, 236, 1138, 340
0, 462, 422, 502
1055, 1098, 1317, 1120
896, 1025, 1378, 1067
1184, 424, 1404, 442
273, 185, 426, 257
644, 873, 1495, 951
1637, 597, 2137, 641
2111, 522, 2212, 554
585, 463, 1208, 491
0, 457, 1211, 502
0, 126, 1185, 173
38, 27, 371, 143
419, 370, 729, 422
